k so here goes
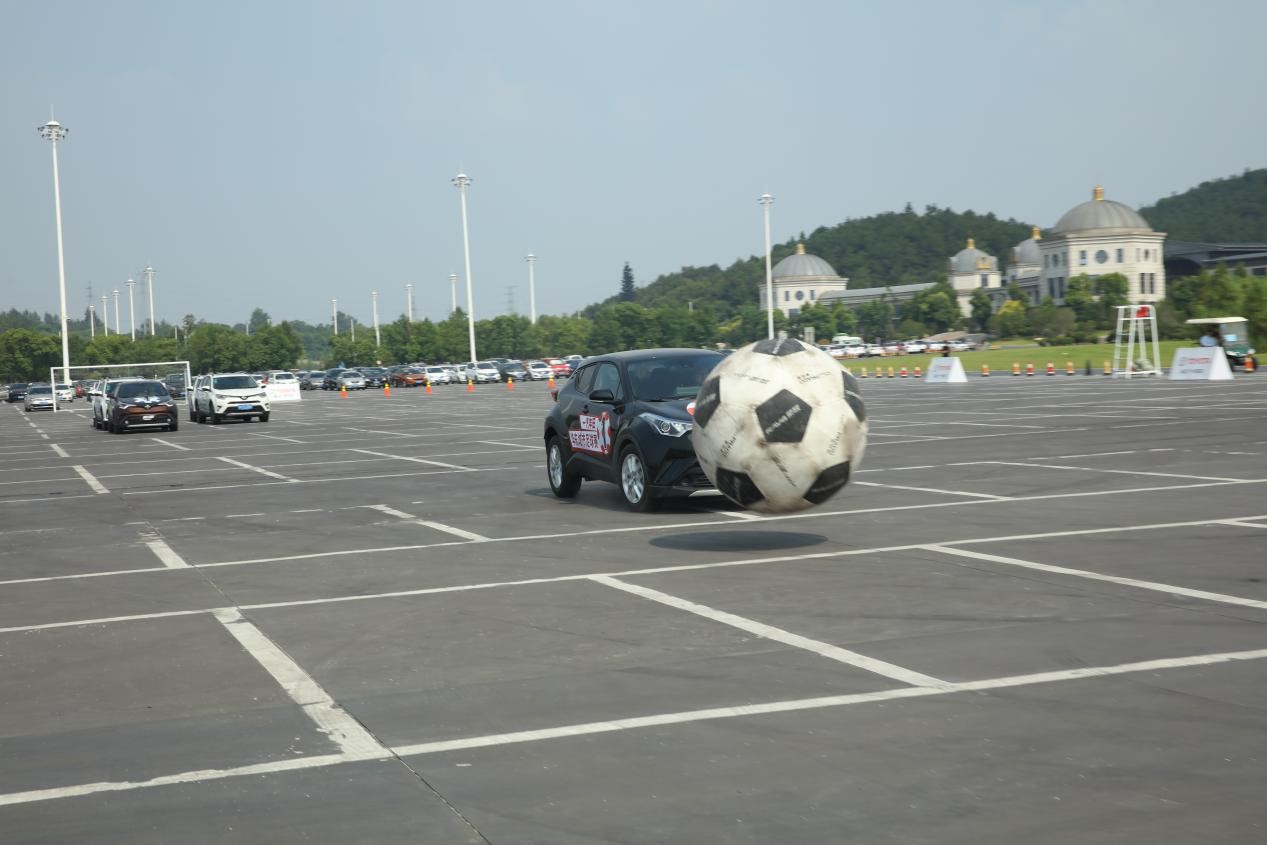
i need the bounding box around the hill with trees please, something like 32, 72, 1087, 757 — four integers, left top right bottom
1138, 168, 1267, 242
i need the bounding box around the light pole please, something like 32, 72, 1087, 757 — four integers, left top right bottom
126, 277, 136, 340
405, 283, 414, 322
331, 298, 338, 335
89, 304, 96, 338
449, 274, 457, 315
371, 290, 380, 348
38, 115, 72, 383
453, 172, 476, 362
113, 289, 121, 338
101, 295, 109, 334
759, 193, 775, 339
526, 254, 537, 324
144, 265, 155, 335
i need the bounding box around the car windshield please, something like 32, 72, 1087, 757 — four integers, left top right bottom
342, 373, 362, 379
30, 386, 52, 395
627, 354, 724, 401
477, 361, 496, 368
359, 368, 385, 375
116, 382, 169, 399
56, 383, 71, 390
425, 367, 444, 373
212, 375, 257, 390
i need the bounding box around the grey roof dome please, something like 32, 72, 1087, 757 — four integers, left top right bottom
1052, 186, 1152, 235
772, 243, 840, 280
1011, 226, 1043, 266
950, 238, 998, 274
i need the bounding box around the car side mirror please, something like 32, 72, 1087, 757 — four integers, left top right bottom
589, 388, 615, 403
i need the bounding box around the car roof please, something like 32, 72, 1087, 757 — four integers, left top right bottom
579, 348, 723, 365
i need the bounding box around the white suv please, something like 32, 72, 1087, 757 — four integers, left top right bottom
192, 373, 271, 424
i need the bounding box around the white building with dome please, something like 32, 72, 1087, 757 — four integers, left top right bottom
759, 243, 850, 317
1007, 186, 1166, 306
948, 238, 1002, 315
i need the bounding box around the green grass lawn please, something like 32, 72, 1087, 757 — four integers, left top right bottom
840, 340, 1192, 376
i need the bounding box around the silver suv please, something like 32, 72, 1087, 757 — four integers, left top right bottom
191, 373, 271, 424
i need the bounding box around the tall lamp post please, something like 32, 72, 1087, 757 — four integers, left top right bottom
452, 172, 476, 362
371, 290, 381, 348
113, 289, 121, 338
331, 298, 338, 335
144, 265, 155, 335
38, 116, 72, 383
525, 254, 537, 324
759, 193, 775, 339
101, 295, 109, 334
405, 283, 414, 322
126, 277, 136, 340
89, 304, 96, 338
449, 274, 457, 315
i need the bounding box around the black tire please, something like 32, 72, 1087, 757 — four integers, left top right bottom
111, 418, 124, 434
211, 411, 221, 425
92, 415, 99, 430
619, 445, 659, 512
546, 435, 581, 498
260, 412, 270, 422
169, 419, 178, 432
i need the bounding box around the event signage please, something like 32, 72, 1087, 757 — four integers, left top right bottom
265, 382, 303, 402
1169, 348, 1234, 381
924, 357, 967, 383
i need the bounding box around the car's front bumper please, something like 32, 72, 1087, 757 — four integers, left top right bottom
213, 401, 269, 418
116, 408, 176, 428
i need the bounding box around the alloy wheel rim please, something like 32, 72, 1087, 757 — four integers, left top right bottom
622, 453, 645, 503
548, 445, 564, 488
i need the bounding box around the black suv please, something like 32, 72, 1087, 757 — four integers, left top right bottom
7, 383, 29, 403
543, 348, 724, 511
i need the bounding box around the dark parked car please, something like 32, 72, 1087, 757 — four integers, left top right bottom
7, 383, 30, 403
543, 348, 725, 511
357, 367, 388, 388
322, 368, 347, 390
497, 360, 528, 381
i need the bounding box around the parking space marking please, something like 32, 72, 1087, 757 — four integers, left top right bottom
151, 437, 190, 451
852, 480, 1009, 500
212, 608, 386, 757
985, 460, 1243, 483
350, 448, 471, 471
365, 503, 491, 542
140, 532, 192, 569
475, 439, 539, 450
49, 444, 69, 458
389, 646, 1267, 757
1221, 519, 1267, 529
925, 545, 1267, 612
591, 575, 951, 688
71, 465, 109, 494
217, 456, 299, 482
245, 432, 307, 444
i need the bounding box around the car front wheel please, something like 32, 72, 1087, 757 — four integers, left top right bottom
619, 446, 659, 512
547, 436, 581, 498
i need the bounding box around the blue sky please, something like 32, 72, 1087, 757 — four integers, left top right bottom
3, 0, 1264, 328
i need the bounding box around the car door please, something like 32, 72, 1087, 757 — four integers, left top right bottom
562, 361, 628, 482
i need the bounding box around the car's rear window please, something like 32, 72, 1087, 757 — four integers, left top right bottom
212, 376, 257, 390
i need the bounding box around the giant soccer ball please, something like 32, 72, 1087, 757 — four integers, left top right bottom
692, 337, 867, 513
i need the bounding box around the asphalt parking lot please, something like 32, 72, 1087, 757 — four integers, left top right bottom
2, 374, 1266, 844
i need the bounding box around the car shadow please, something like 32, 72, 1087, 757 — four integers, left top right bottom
649, 530, 827, 553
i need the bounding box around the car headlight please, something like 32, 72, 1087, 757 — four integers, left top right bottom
639, 412, 693, 437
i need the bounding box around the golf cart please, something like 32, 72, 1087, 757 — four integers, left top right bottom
1186, 317, 1256, 371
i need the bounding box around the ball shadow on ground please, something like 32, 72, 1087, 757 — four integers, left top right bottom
649, 530, 828, 553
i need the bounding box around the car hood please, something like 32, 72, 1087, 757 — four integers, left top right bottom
632, 396, 696, 421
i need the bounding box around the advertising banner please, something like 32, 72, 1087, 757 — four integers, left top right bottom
1169, 348, 1234, 381
925, 357, 967, 383
265, 382, 303, 402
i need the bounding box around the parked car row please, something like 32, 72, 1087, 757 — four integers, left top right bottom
825, 339, 973, 358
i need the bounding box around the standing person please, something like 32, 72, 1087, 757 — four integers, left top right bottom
1198, 326, 1222, 347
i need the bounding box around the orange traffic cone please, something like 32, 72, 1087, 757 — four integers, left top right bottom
467, 379, 475, 393
384, 383, 391, 396
860, 367, 869, 378
913, 366, 922, 378
1025, 362, 1035, 376
899, 366, 909, 378
1245, 356, 1256, 373
1066, 360, 1075, 375
1103, 360, 1112, 376
548, 375, 556, 389
340, 385, 348, 398
982, 364, 990, 377
1011, 362, 1021, 376
507, 377, 514, 391
887, 366, 895, 378
1046, 362, 1055, 376
425, 380, 432, 395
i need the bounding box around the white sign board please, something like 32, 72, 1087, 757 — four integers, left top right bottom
924, 357, 968, 383
1169, 348, 1234, 381
265, 382, 303, 402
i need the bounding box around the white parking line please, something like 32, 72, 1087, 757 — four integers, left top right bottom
71, 465, 109, 494
350, 448, 470, 471
49, 444, 69, 458
591, 575, 950, 688
140, 534, 192, 569
925, 545, 1267, 612
365, 503, 490, 542
217, 456, 298, 482
212, 608, 385, 757
985, 461, 1243, 483
151, 438, 190, 451
852, 480, 1009, 500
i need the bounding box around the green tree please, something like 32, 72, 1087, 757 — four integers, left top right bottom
590, 302, 661, 352
247, 308, 271, 335
1027, 298, 1077, 343
619, 262, 636, 301
0, 329, 60, 382
969, 288, 993, 333
327, 334, 378, 368
989, 300, 1028, 338
246, 322, 303, 370
187, 324, 250, 373
1095, 273, 1130, 325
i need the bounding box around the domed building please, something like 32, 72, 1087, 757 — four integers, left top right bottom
759, 243, 850, 317
947, 238, 1002, 315
1037, 186, 1166, 305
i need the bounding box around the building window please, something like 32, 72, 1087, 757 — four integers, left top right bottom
784, 290, 790, 302
809, 290, 816, 300
1149, 274, 1156, 294
1079, 250, 1087, 266
1044, 255, 1049, 267
1144, 249, 1150, 261
1059, 277, 1066, 298
1116, 248, 1124, 263
980, 274, 988, 288
1139, 273, 1146, 294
